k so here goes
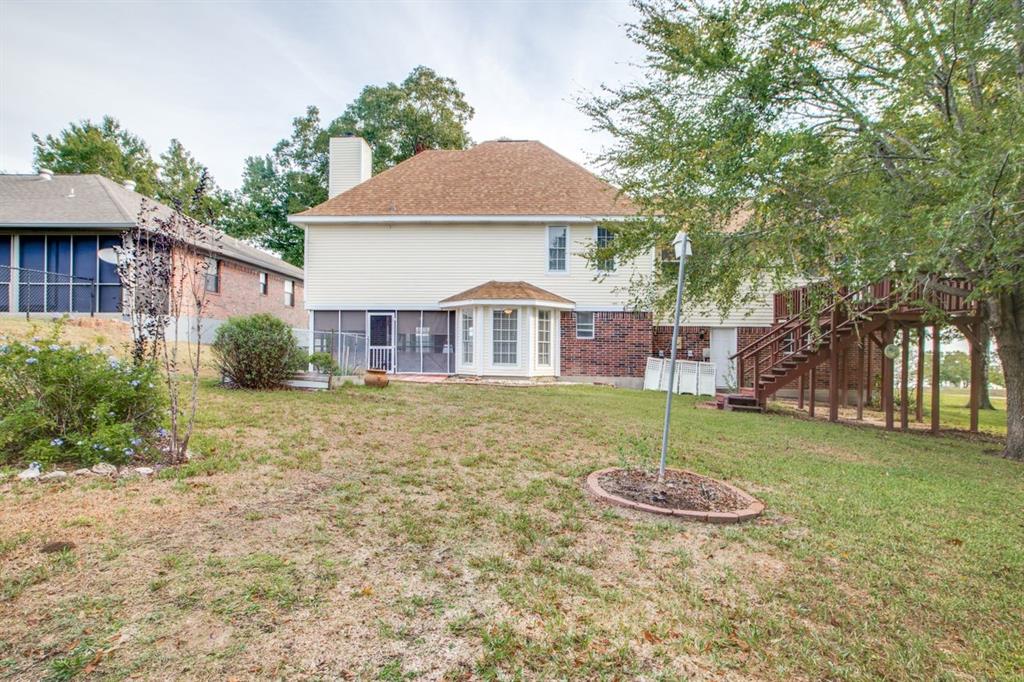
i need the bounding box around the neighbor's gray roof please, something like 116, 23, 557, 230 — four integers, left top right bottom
0, 174, 303, 280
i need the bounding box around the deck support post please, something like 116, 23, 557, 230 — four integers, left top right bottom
829, 306, 840, 422
883, 321, 895, 431
798, 373, 805, 410
809, 367, 817, 417
969, 321, 981, 433
865, 340, 873, 407
857, 340, 865, 420
900, 324, 910, 432
931, 324, 941, 434
916, 327, 925, 422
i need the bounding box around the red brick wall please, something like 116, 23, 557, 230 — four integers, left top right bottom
203, 258, 305, 327
560, 311, 652, 377
651, 325, 769, 361
173, 248, 305, 328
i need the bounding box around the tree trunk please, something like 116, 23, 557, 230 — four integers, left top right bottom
977, 303, 995, 410
990, 289, 1024, 460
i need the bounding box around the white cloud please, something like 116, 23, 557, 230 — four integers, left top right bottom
0, 0, 643, 189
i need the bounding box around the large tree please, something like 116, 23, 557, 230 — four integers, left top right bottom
156, 139, 229, 224
221, 66, 474, 266
584, 0, 1024, 459
33, 116, 160, 195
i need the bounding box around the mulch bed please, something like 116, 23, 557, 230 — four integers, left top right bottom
597, 468, 748, 513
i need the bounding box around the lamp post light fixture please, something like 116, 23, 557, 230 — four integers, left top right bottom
659, 231, 692, 483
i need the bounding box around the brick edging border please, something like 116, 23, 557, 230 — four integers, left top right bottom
585, 467, 765, 524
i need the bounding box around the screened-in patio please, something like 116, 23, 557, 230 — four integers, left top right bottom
311, 310, 455, 374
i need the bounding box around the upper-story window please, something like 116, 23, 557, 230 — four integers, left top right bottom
259, 272, 268, 295
284, 279, 294, 307
204, 257, 220, 293
596, 226, 615, 272
547, 226, 567, 272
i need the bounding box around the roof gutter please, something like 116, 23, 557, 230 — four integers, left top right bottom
287, 214, 635, 226
439, 298, 575, 310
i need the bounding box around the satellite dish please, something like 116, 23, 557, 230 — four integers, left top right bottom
883, 343, 900, 360
97, 247, 119, 265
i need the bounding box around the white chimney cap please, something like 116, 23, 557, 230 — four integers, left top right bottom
123, 179, 137, 192
38, 168, 53, 181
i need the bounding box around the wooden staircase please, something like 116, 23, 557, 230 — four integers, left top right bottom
720, 278, 976, 413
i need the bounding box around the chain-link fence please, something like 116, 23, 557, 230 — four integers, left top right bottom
0, 264, 111, 317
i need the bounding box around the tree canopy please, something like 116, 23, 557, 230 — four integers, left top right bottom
585, 0, 1024, 458
33, 116, 160, 196
32, 118, 226, 223
220, 66, 474, 266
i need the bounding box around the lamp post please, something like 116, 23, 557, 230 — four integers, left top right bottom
659, 231, 691, 483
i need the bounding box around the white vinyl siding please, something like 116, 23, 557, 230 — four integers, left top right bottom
305, 223, 656, 310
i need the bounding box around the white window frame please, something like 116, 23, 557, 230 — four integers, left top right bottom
595, 225, 615, 272
492, 309, 519, 366
546, 226, 569, 274
576, 311, 595, 339
284, 279, 294, 307
259, 271, 268, 295
461, 310, 474, 365
537, 309, 552, 366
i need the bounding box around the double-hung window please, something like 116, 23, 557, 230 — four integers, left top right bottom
204, 257, 220, 293
576, 311, 595, 339
537, 310, 552, 366
461, 311, 474, 364
596, 226, 615, 272
259, 272, 268, 295
547, 226, 567, 272
492, 309, 518, 365
284, 279, 294, 307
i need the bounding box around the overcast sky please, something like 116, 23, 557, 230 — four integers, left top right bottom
0, 0, 644, 190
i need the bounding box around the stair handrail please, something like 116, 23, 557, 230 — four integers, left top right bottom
731, 283, 871, 363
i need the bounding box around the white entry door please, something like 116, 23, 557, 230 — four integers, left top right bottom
709, 328, 738, 389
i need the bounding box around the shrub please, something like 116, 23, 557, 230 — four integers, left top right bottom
0, 329, 165, 468
307, 352, 339, 377
212, 314, 305, 389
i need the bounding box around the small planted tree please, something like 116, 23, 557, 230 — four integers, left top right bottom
116, 171, 219, 463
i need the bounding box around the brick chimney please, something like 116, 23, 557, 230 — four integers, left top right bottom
328, 135, 372, 198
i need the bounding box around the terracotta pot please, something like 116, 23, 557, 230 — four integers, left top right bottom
364, 369, 389, 388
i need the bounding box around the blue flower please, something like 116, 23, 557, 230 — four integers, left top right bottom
26, 345, 39, 353
156, 427, 169, 438
93, 444, 103, 450
48, 344, 60, 352
130, 437, 143, 446
123, 448, 135, 457
130, 379, 141, 387
25, 357, 38, 365
0, 344, 8, 354
108, 357, 120, 367
51, 438, 64, 446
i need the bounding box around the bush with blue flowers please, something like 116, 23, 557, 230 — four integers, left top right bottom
0, 325, 165, 467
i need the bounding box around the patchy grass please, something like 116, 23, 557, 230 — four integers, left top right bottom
0, 379, 1021, 680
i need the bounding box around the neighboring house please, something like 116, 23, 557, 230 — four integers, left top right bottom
288, 137, 773, 387
0, 172, 305, 337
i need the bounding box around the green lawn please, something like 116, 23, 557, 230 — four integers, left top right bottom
1, 380, 1022, 680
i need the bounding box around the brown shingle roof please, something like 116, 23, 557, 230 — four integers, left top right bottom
440, 281, 574, 306
299, 140, 636, 217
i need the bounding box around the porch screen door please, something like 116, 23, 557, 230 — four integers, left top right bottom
368, 313, 394, 372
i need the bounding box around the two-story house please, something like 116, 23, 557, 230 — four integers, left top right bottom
289, 137, 773, 387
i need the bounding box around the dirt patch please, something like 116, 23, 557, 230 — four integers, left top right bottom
598, 468, 748, 512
